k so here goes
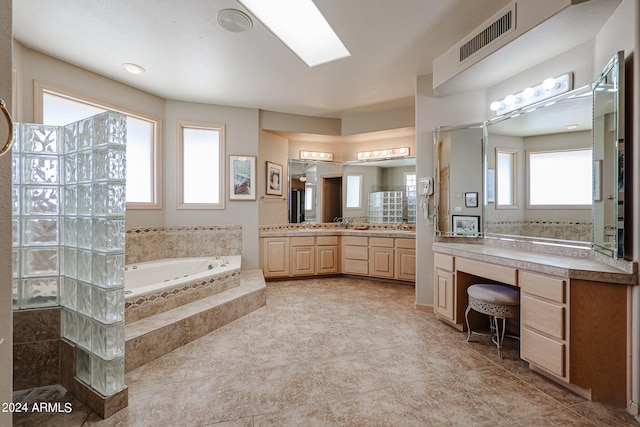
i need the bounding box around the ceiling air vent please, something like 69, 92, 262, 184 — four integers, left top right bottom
459, 4, 516, 63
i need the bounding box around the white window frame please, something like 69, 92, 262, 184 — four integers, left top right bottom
345, 174, 363, 209
176, 121, 226, 210
34, 80, 163, 210
496, 148, 518, 209
526, 148, 592, 209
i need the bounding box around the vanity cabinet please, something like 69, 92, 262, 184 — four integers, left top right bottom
261, 237, 290, 278
316, 235, 339, 274
342, 236, 369, 275
520, 271, 568, 379
395, 238, 416, 281
433, 253, 456, 323
369, 237, 394, 279
290, 236, 315, 276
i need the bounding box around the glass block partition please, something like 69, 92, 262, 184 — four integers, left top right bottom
12, 112, 127, 397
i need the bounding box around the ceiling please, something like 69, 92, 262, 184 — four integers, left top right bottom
12, 0, 619, 119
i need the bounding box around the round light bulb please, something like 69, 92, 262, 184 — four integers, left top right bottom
311, 152, 317, 158
490, 101, 502, 111
319, 153, 326, 158
542, 77, 557, 90
373, 151, 379, 157
382, 150, 389, 156
302, 151, 309, 157
399, 148, 407, 154
357, 152, 363, 158
364, 152, 371, 158
504, 95, 518, 106
522, 87, 536, 99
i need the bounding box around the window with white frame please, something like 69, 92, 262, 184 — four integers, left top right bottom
496, 149, 517, 208
177, 121, 225, 209
345, 174, 363, 209
527, 149, 592, 208
36, 81, 162, 209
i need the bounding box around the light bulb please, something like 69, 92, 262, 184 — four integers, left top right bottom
490, 101, 502, 111
504, 95, 518, 106
542, 77, 557, 90
399, 148, 407, 154
319, 153, 326, 158
522, 87, 536, 99
302, 151, 309, 157
311, 152, 317, 158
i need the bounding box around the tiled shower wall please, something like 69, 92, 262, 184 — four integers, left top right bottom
12, 112, 126, 398
125, 225, 242, 265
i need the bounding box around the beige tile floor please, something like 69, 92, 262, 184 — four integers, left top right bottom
14, 277, 640, 426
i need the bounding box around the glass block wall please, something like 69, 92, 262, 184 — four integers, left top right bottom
12, 112, 127, 397
368, 191, 404, 224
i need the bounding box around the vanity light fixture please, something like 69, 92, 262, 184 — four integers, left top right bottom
356, 147, 409, 160
299, 150, 334, 161
122, 63, 145, 75
490, 73, 572, 116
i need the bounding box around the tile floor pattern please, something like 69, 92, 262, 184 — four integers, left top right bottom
13, 277, 640, 426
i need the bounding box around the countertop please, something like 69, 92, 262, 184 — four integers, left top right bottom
433, 242, 637, 285
259, 227, 416, 239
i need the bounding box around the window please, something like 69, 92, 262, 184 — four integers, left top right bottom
177, 121, 225, 209
36, 81, 162, 209
345, 174, 363, 209
496, 149, 517, 208
527, 149, 592, 208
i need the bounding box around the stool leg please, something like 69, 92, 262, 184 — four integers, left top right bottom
465, 305, 473, 342
491, 316, 507, 359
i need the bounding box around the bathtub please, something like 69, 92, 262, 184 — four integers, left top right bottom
124, 255, 241, 306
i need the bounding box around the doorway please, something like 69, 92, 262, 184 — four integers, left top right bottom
322, 175, 342, 222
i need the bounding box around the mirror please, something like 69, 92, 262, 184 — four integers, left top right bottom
434, 125, 485, 236
288, 157, 417, 224
342, 157, 417, 224
288, 159, 343, 223
484, 85, 594, 247
593, 51, 624, 258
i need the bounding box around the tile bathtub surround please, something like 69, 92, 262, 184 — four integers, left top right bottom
125, 225, 242, 265
14, 277, 640, 426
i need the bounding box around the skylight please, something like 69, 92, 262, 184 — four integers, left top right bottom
237, 0, 351, 67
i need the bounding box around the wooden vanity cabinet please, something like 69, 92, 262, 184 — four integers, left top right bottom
342, 236, 369, 275
433, 253, 456, 323
290, 236, 315, 276
369, 237, 394, 279
316, 235, 339, 274
520, 271, 568, 379
395, 238, 416, 281
261, 237, 290, 278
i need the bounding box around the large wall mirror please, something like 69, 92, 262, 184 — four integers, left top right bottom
288, 157, 417, 224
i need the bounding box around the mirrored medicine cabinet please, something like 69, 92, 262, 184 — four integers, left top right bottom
288, 156, 417, 225
434, 51, 625, 259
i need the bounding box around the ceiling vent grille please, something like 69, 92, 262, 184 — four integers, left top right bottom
459, 5, 515, 63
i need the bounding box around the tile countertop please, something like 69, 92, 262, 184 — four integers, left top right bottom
433, 242, 638, 286
259, 228, 416, 239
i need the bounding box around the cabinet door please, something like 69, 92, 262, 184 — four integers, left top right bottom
262, 238, 290, 278
291, 246, 315, 276
395, 248, 416, 281
434, 268, 455, 321
369, 247, 394, 278
316, 246, 339, 275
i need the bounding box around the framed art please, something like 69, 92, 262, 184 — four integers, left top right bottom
266, 161, 283, 196
452, 215, 480, 236
229, 155, 256, 200
465, 192, 478, 208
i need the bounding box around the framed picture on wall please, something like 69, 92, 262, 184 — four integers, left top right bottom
465, 192, 478, 208
452, 215, 480, 236
266, 161, 283, 196
229, 155, 256, 200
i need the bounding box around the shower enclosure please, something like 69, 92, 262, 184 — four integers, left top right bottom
12, 111, 126, 397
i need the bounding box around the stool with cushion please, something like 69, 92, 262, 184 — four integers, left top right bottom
465, 283, 520, 359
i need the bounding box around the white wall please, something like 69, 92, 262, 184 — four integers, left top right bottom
258, 130, 289, 225
0, 0, 12, 422
163, 101, 261, 269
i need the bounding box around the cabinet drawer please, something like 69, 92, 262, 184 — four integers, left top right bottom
455, 257, 517, 286
522, 295, 565, 340
434, 253, 454, 272
291, 236, 315, 246
343, 259, 368, 275
343, 236, 368, 246
369, 237, 394, 247
522, 327, 565, 378
395, 238, 415, 249
343, 245, 368, 260
317, 235, 338, 246
520, 271, 566, 303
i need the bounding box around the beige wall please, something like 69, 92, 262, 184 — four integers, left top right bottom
1, 0, 12, 423
258, 130, 289, 225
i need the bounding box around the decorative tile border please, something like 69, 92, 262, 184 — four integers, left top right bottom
259, 223, 415, 232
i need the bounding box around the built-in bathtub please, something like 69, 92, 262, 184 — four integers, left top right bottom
124, 255, 241, 323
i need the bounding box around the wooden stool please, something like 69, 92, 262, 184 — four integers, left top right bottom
465, 283, 520, 359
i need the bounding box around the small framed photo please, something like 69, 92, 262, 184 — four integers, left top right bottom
229, 155, 256, 201
452, 215, 480, 236
266, 161, 283, 196
465, 192, 478, 208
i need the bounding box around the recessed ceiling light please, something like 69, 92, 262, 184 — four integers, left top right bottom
217, 9, 253, 33
237, 0, 350, 67
123, 63, 145, 75
566, 124, 579, 130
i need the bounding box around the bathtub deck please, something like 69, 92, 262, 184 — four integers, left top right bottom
124, 269, 266, 372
